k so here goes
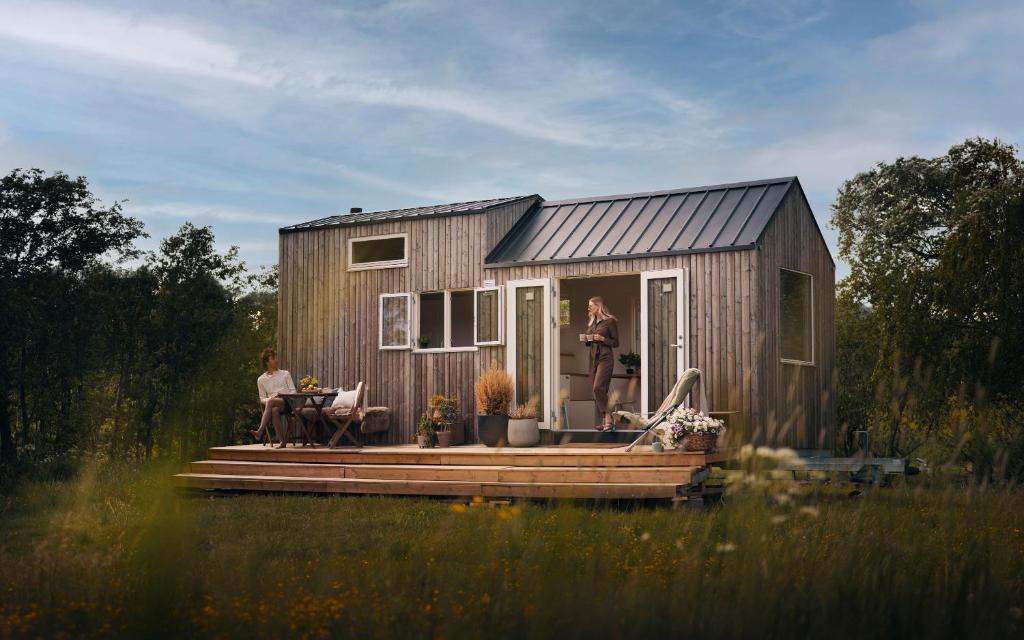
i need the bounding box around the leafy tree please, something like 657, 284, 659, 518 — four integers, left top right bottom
0, 169, 144, 465
832, 138, 1024, 472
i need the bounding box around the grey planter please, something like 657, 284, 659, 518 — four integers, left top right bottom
507, 418, 539, 447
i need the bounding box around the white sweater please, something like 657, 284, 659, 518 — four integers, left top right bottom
257, 369, 296, 405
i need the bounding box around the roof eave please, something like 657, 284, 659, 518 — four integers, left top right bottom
483, 244, 758, 269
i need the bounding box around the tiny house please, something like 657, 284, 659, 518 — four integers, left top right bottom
277, 177, 836, 450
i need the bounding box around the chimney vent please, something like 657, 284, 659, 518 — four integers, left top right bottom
350, 207, 363, 214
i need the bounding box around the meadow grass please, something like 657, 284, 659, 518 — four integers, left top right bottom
1, 464, 1022, 639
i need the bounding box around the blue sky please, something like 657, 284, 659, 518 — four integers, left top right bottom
1, 0, 1021, 278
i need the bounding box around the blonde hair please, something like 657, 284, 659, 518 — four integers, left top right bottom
587, 296, 615, 328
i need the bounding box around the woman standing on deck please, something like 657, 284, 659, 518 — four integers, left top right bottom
585, 296, 619, 431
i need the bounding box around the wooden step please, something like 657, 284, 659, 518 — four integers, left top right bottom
189, 460, 697, 484
174, 473, 682, 499
208, 444, 725, 468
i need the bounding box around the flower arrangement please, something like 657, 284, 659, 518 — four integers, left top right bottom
474, 362, 514, 416
428, 394, 459, 431
657, 407, 724, 449
299, 375, 320, 391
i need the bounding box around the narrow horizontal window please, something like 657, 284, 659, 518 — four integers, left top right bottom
349, 233, 408, 270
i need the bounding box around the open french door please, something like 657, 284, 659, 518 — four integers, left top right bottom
640, 269, 690, 416
506, 278, 558, 429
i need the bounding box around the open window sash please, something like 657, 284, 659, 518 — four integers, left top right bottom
378, 293, 412, 350
473, 286, 504, 346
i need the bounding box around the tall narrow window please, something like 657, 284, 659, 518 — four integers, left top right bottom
348, 233, 408, 270
379, 293, 411, 349
450, 290, 475, 347
417, 292, 445, 349
780, 269, 813, 363
474, 287, 503, 345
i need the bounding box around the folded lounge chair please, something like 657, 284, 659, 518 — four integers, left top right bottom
615, 368, 710, 452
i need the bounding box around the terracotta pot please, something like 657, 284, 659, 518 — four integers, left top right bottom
476, 414, 509, 447
436, 431, 452, 448
507, 418, 539, 447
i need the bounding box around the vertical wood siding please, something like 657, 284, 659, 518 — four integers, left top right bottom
278, 193, 835, 448
756, 188, 837, 450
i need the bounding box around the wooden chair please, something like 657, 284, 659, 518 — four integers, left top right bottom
326, 381, 366, 448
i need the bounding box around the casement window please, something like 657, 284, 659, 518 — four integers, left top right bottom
348, 233, 408, 271
473, 286, 504, 346
779, 268, 814, 364
379, 288, 503, 352
412, 289, 480, 352
379, 293, 412, 349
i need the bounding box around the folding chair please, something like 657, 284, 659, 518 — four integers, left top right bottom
326, 381, 366, 448
617, 368, 708, 452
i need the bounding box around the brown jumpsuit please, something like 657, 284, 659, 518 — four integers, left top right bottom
587, 317, 619, 417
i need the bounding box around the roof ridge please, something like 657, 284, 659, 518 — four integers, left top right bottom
281, 194, 539, 231
539, 177, 796, 207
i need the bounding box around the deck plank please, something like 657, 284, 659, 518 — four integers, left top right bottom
189, 460, 697, 484
174, 473, 682, 499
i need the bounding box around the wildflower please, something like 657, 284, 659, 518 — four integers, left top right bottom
799, 506, 820, 518
715, 542, 736, 553
675, 538, 685, 550
771, 515, 788, 524
773, 493, 792, 506
640, 532, 651, 542
450, 503, 467, 513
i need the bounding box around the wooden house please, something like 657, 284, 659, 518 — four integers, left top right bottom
277, 177, 836, 451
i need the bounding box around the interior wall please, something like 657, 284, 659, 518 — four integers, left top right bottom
558, 274, 640, 377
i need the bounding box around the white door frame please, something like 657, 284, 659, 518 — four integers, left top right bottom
639, 268, 690, 416
506, 278, 557, 429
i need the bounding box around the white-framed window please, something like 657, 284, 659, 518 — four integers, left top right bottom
348, 233, 408, 271
779, 268, 814, 365
474, 286, 504, 346
412, 289, 480, 353
379, 293, 411, 349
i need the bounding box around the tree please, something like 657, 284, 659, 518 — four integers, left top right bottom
831, 138, 1024, 465
0, 169, 144, 465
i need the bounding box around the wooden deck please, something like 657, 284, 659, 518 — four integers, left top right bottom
175, 444, 730, 500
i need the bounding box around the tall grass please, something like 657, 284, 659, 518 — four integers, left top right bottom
2, 465, 1022, 638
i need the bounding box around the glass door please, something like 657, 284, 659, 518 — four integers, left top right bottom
640, 269, 689, 416
506, 278, 557, 428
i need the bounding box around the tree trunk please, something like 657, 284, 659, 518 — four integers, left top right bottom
0, 341, 16, 464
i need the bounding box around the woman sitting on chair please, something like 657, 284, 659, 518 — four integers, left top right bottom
253, 348, 296, 445
585, 296, 619, 431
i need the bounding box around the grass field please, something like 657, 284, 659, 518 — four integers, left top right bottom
1, 463, 1022, 639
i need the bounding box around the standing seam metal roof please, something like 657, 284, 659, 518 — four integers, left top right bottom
484, 177, 797, 266
280, 194, 540, 232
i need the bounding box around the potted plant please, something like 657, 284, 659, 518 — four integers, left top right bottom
429, 394, 459, 447
474, 362, 513, 447
417, 335, 432, 349
299, 374, 320, 391
416, 412, 436, 448
656, 407, 725, 451
618, 352, 640, 375
507, 396, 540, 447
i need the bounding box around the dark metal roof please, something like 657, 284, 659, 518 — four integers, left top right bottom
485, 177, 797, 266
281, 194, 540, 232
